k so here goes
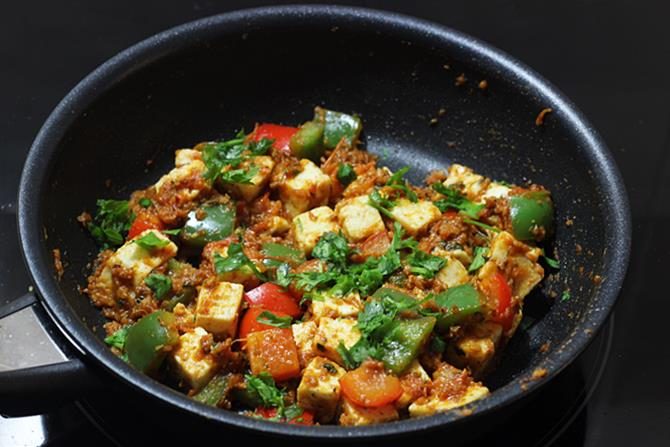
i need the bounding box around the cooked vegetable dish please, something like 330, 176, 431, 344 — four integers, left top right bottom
82, 107, 554, 426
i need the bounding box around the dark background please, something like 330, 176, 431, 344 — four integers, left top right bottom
1, 1, 669, 445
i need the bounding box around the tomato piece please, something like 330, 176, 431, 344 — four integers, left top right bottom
249, 124, 299, 154
238, 307, 292, 340
481, 271, 514, 330
246, 328, 301, 382
128, 213, 164, 239
244, 283, 301, 318
340, 361, 403, 408
255, 407, 315, 425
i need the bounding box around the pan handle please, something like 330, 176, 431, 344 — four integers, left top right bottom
0, 293, 102, 416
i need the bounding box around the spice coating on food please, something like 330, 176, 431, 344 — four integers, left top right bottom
81, 107, 554, 425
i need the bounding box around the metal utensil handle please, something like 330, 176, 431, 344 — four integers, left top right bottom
0, 293, 101, 417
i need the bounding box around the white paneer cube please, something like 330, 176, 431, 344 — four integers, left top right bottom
267, 216, 291, 235
335, 195, 385, 242
390, 199, 441, 235
444, 164, 488, 201
310, 292, 363, 320
339, 397, 399, 426
292, 206, 340, 254
297, 357, 346, 423
170, 327, 217, 391
480, 182, 511, 202
174, 149, 202, 167
154, 157, 207, 201
205, 243, 260, 287
435, 257, 469, 288
106, 229, 177, 288
315, 318, 361, 366
446, 322, 503, 378
408, 364, 490, 417
195, 280, 244, 337
223, 155, 275, 202
396, 360, 431, 409
279, 159, 332, 216
291, 321, 318, 368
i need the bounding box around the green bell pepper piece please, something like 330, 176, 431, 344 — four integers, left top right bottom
381, 317, 436, 374
289, 120, 325, 162
372, 287, 417, 308
434, 284, 482, 330
124, 311, 179, 374
315, 107, 362, 149
180, 203, 235, 247
161, 286, 196, 311
509, 191, 554, 241
193, 374, 232, 406
261, 242, 305, 265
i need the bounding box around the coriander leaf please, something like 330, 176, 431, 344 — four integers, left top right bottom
104, 327, 128, 350
273, 263, 292, 288
542, 254, 560, 269
282, 405, 304, 421
134, 231, 170, 250
386, 167, 418, 202
87, 199, 134, 249
406, 249, 446, 278
213, 243, 266, 281
430, 334, 446, 353
337, 163, 357, 185
145, 273, 172, 299
462, 217, 501, 233
247, 137, 274, 155
257, 311, 292, 328
337, 339, 382, 370
312, 232, 350, 270
201, 135, 247, 183
161, 229, 181, 236
219, 164, 259, 184
337, 342, 357, 370
561, 290, 571, 301
245, 372, 284, 409
432, 183, 484, 218
468, 246, 489, 272
139, 197, 152, 208
368, 189, 396, 218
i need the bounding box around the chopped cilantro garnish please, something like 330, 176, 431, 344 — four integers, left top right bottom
245, 373, 285, 409
542, 254, 560, 269
406, 248, 446, 278
432, 183, 484, 218
312, 232, 350, 270
368, 189, 396, 218
561, 290, 571, 301
86, 199, 134, 249
104, 327, 128, 350
144, 273, 172, 300
462, 217, 501, 233
256, 311, 292, 328
213, 242, 267, 281
337, 163, 357, 185
201, 134, 273, 184
387, 167, 418, 202
134, 231, 170, 250
468, 246, 489, 272
138, 197, 152, 208
219, 164, 259, 184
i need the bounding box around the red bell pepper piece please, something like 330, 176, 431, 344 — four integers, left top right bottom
128, 213, 164, 240
249, 123, 298, 154
238, 307, 292, 340
254, 407, 315, 425
244, 283, 301, 318
482, 271, 514, 330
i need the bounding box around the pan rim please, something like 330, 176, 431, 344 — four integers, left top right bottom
17, 4, 631, 439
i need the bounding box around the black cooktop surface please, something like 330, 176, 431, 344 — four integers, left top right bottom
1, 1, 669, 446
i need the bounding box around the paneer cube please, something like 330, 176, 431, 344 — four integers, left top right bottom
446, 322, 503, 378
154, 156, 207, 201
100, 229, 177, 293
480, 182, 511, 202
396, 360, 431, 409
297, 357, 346, 423
315, 318, 361, 366
443, 164, 488, 201
195, 280, 244, 337
435, 257, 469, 288
408, 363, 490, 417
292, 206, 340, 254
339, 397, 399, 426
310, 292, 363, 320
170, 327, 217, 391
246, 328, 301, 382
202, 242, 262, 288
174, 148, 202, 167
291, 321, 318, 368
222, 155, 275, 202
267, 216, 291, 235
390, 199, 441, 235
335, 195, 385, 242
279, 159, 332, 216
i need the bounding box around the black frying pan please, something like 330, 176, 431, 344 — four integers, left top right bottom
0, 5, 630, 441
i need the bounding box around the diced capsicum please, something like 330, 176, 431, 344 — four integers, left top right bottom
261, 242, 305, 266
289, 120, 325, 162
244, 283, 302, 318
180, 203, 235, 247
193, 374, 232, 406
315, 107, 362, 149
161, 285, 196, 311
434, 284, 482, 331
509, 191, 554, 241
246, 328, 301, 382
124, 311, 179, 374
481, 270, 514, 331
340, 360, 403, 408
380, 317, 436, 375
128, 213, 164, 240
249, 123, 298, 153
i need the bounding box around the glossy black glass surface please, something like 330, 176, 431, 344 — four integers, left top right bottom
1, 1, 668, 445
